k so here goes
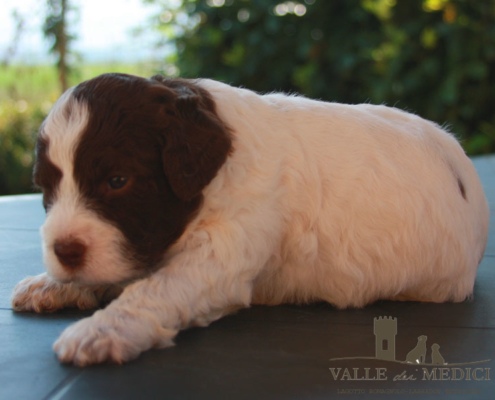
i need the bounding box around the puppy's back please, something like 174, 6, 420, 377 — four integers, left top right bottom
197, 80, 489, 308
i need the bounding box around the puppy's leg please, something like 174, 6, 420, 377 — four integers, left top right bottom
53, 236, 268, 366
11, 273, 122, 313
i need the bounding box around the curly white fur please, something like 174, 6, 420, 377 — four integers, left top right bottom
12, 79, 489, 365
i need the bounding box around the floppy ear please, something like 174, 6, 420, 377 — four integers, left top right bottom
150, 75, 232, 201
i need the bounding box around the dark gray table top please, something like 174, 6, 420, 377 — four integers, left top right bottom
1, 156, 494, 400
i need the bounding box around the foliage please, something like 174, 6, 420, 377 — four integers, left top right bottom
153, 0, 495, 155
0, 102, 45, 195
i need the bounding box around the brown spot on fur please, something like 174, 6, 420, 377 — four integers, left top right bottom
457, 178, 467, 201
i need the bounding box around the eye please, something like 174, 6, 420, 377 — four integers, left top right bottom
108, 176, 129, 190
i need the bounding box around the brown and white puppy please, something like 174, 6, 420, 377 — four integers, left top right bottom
11, 73, 489, 366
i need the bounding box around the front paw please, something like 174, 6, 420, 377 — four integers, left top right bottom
53, 309, 177, 366
11, 273, 99, 313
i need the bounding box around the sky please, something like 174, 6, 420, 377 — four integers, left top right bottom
0, 0, 164, 63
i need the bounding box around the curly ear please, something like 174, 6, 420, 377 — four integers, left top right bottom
150, 75, 232, 201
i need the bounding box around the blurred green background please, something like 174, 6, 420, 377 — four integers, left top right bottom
1, 0, 494, 195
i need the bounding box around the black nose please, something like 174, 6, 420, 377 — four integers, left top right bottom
53, 240, 86, 269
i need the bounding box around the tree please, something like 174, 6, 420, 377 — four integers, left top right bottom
148, 0, 495, 155
44, 0, 77, 93
1, 10, 25, 67
373, 0, 495, 154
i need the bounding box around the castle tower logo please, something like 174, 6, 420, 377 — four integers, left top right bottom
374, 316, 397, 361
329, 316, 491, 382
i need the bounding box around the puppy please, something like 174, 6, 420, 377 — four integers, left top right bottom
431, 343, 446, 365
11, 73, 489, 366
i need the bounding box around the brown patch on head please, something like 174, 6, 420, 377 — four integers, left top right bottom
33, 132, 63, 211
69, 73, 232, 269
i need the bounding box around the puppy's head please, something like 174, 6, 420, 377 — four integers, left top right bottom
34, 73, 231, 285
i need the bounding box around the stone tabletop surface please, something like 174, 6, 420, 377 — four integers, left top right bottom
1, 156, 494, 400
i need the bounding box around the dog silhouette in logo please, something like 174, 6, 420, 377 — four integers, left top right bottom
406, 335, 427, 364
431, 343, 446, 365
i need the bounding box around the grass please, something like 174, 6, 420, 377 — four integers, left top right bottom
0, 62, 160, 103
